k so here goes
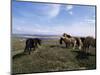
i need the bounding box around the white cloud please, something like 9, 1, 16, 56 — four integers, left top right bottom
65, 5, 74, 15
39, 22, 95, 37
66, 5, 73, 11
13, 3, 61, 20
43, 4, 61, 19
13, 21, 95, 37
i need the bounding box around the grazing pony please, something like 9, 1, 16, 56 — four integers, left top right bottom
60, 33, 83, 50
82, 36, 96, 53
60, 33, 77, 49
24, 38, 41, 54
60, 37, 72, 48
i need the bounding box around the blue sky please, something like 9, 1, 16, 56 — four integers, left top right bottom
12, 0, 96, 37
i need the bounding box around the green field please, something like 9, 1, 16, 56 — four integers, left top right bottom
12, 37, 96, 74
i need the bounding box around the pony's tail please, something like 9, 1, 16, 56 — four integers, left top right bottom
59, 37, 63, 44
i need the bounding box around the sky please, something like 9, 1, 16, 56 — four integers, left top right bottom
12, 0, 96, 37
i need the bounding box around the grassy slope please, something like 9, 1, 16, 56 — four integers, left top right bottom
12, 37, 96, 74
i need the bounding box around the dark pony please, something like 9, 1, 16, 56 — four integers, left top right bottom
82, 36, 96, 53
24, 38, 41, 54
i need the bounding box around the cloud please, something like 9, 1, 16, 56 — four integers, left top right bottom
13, 2, 61, 20
41, 4, 61, 19
65, 5, 74, 15
50, 22, 95, 37
21, 3, 61, 19
66, 5, 73, 11
13, 21, 95, 37
49, 5, 60, 18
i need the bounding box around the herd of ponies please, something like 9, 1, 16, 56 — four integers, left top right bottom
24, 33, 96, 55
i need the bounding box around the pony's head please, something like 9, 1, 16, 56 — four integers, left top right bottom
59, 37, 63, 44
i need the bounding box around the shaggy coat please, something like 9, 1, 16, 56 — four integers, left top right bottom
60, 33, 83, 50
82, 36, 96, 53
24, 38, 41, 54
60, 36, 76, 49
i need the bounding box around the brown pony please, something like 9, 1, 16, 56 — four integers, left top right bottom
60, 37, 72, 48
60, 33, 83, 50
60, 33, 77, 49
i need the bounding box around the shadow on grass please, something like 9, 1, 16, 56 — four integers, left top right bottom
60, 46, 67, 49
49, 45, 69, 50
72, 51, 95, 60
49, 45, 74, 50
49, 45, 61, 48
72, 50, 96, 69
13, 52, 26, 59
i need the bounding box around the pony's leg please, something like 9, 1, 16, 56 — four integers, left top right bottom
79, 45, 82, 50
28, 47, 31, 55
83, 47, 87, 53
86, 46, 90, 53
35, 43, 38, 48
36, 43, 38, 48
79, 40, 83, 50
73, 46, 75, 49
85, 48, 88, 53
24, 46, 27, 53
33, 46, 36, 51
33, 44, 36, 51
33, 43, 37, 51
65, 43, 68, 48
28, 48, 31, 55
73, 41, 76, 49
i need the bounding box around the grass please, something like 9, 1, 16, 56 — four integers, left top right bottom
12, 37, 96, 74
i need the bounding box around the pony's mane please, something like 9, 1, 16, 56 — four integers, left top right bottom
63, 33, 72, 38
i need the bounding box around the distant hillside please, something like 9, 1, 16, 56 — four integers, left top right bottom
11, 34, 61, 40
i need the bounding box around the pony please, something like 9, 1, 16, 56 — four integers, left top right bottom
60, 37, 72, 48
24, 38, 41, 54
82, 36, 96, 53
60, 33, 77, 49
60, 33, 83, 50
